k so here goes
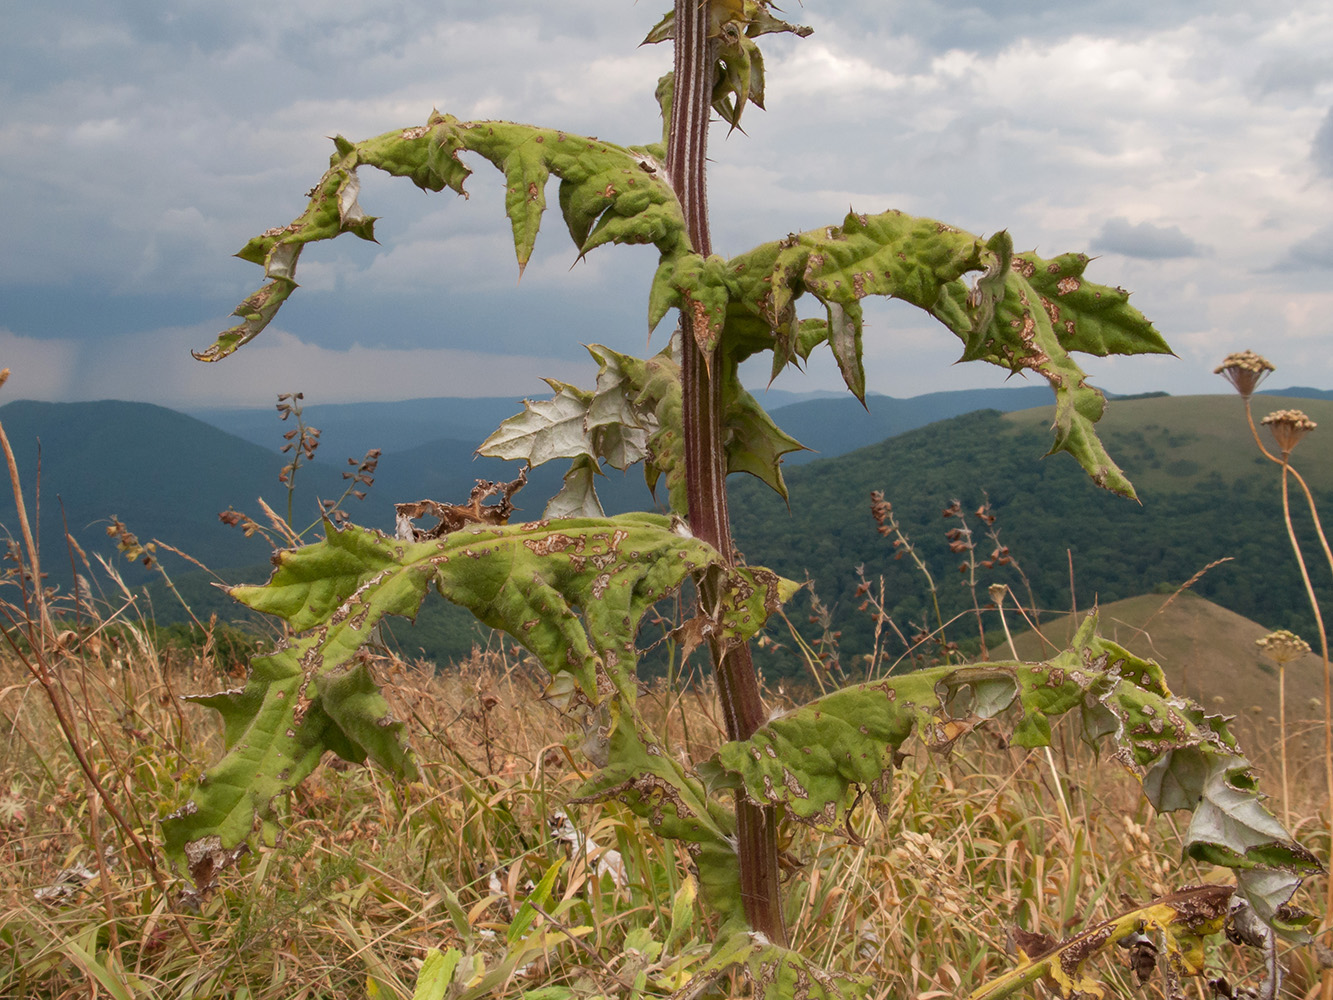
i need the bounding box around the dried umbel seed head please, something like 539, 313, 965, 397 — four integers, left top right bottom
1214, 350, 1275, 399
1260, 409, 1316, 456
1256, 629, 1311, 666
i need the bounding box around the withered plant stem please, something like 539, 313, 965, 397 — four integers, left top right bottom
0, 616, 204, 955
1241, 396, 1333, 992
0, 418, 53, 642
667, 0, 784, 944
0, 410, 203, 955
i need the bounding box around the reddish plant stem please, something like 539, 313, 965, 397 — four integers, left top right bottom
667, 0, 786, 944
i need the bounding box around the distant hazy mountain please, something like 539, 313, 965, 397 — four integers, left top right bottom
767, 385, 1054, 464
188, 396, 536, 460
0, 399, 348, 589
1257, 385, 1333, 401
187, 388, 863, 459
7, 389, 1331, 677
188, 384, 1061, 471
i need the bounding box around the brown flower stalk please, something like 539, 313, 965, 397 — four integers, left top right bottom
1258, 629, 1313, 826
1218, 352, 1333, 995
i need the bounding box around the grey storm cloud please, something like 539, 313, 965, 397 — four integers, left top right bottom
1314, 107, 1333, 178
1091, 218, 1207, 260
3, 0, 1333, 404
1276, 226, 1333, 271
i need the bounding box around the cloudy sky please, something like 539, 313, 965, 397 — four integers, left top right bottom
2, 0, 1331, 410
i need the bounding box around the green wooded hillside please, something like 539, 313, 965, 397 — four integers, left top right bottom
728, 394, 1333, 681
4, 393, 1330, 676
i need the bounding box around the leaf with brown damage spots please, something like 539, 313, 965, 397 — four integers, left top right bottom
711, 612, 1318, 925
166, 513, 797, 874
197, 113, 687, 361
970, 885, 1233, 1000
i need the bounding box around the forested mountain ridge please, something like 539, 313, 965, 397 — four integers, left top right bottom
1, 392, 1329, 676
727, 394, 1333, 678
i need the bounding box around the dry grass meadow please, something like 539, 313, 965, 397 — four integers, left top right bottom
1, 592, 1326, 999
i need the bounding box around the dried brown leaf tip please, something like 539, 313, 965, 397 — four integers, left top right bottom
1256, 628, 1311, 665
394, 468, 528, 540
1213, 350, 1275, 399
1260, 408, 1316, 456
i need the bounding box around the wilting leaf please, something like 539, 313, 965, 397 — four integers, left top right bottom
718, 211, 1170, 498
476, 384, 598, 469
198, 114, 687, 361
574, 716, 742, 923
968, 885, 1233, 1000
478, 338, 805, 514
711, 613, 1319, 922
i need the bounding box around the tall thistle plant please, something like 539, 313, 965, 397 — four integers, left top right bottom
167, 5, 1319, 995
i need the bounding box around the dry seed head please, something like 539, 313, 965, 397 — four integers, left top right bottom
1256, 628, 1311, 665
1214, 350, 1275, 399
1260, 409, 1316, 456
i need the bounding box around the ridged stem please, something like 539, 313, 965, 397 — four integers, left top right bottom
667, 0, 786, 944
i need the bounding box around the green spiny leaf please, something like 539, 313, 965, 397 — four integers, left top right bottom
719, 211, 1169, 495
1021, 251, 1173, 358
168, 515, 797, 869
723, 210, 989, 401
162, 590, 418, 863
357, 114, 474, 194
199, 114, 687, 361
573, 716, 741, 922
939, 247, 1168, 498
499, 138, 551, 275
721, 379, 806, 499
